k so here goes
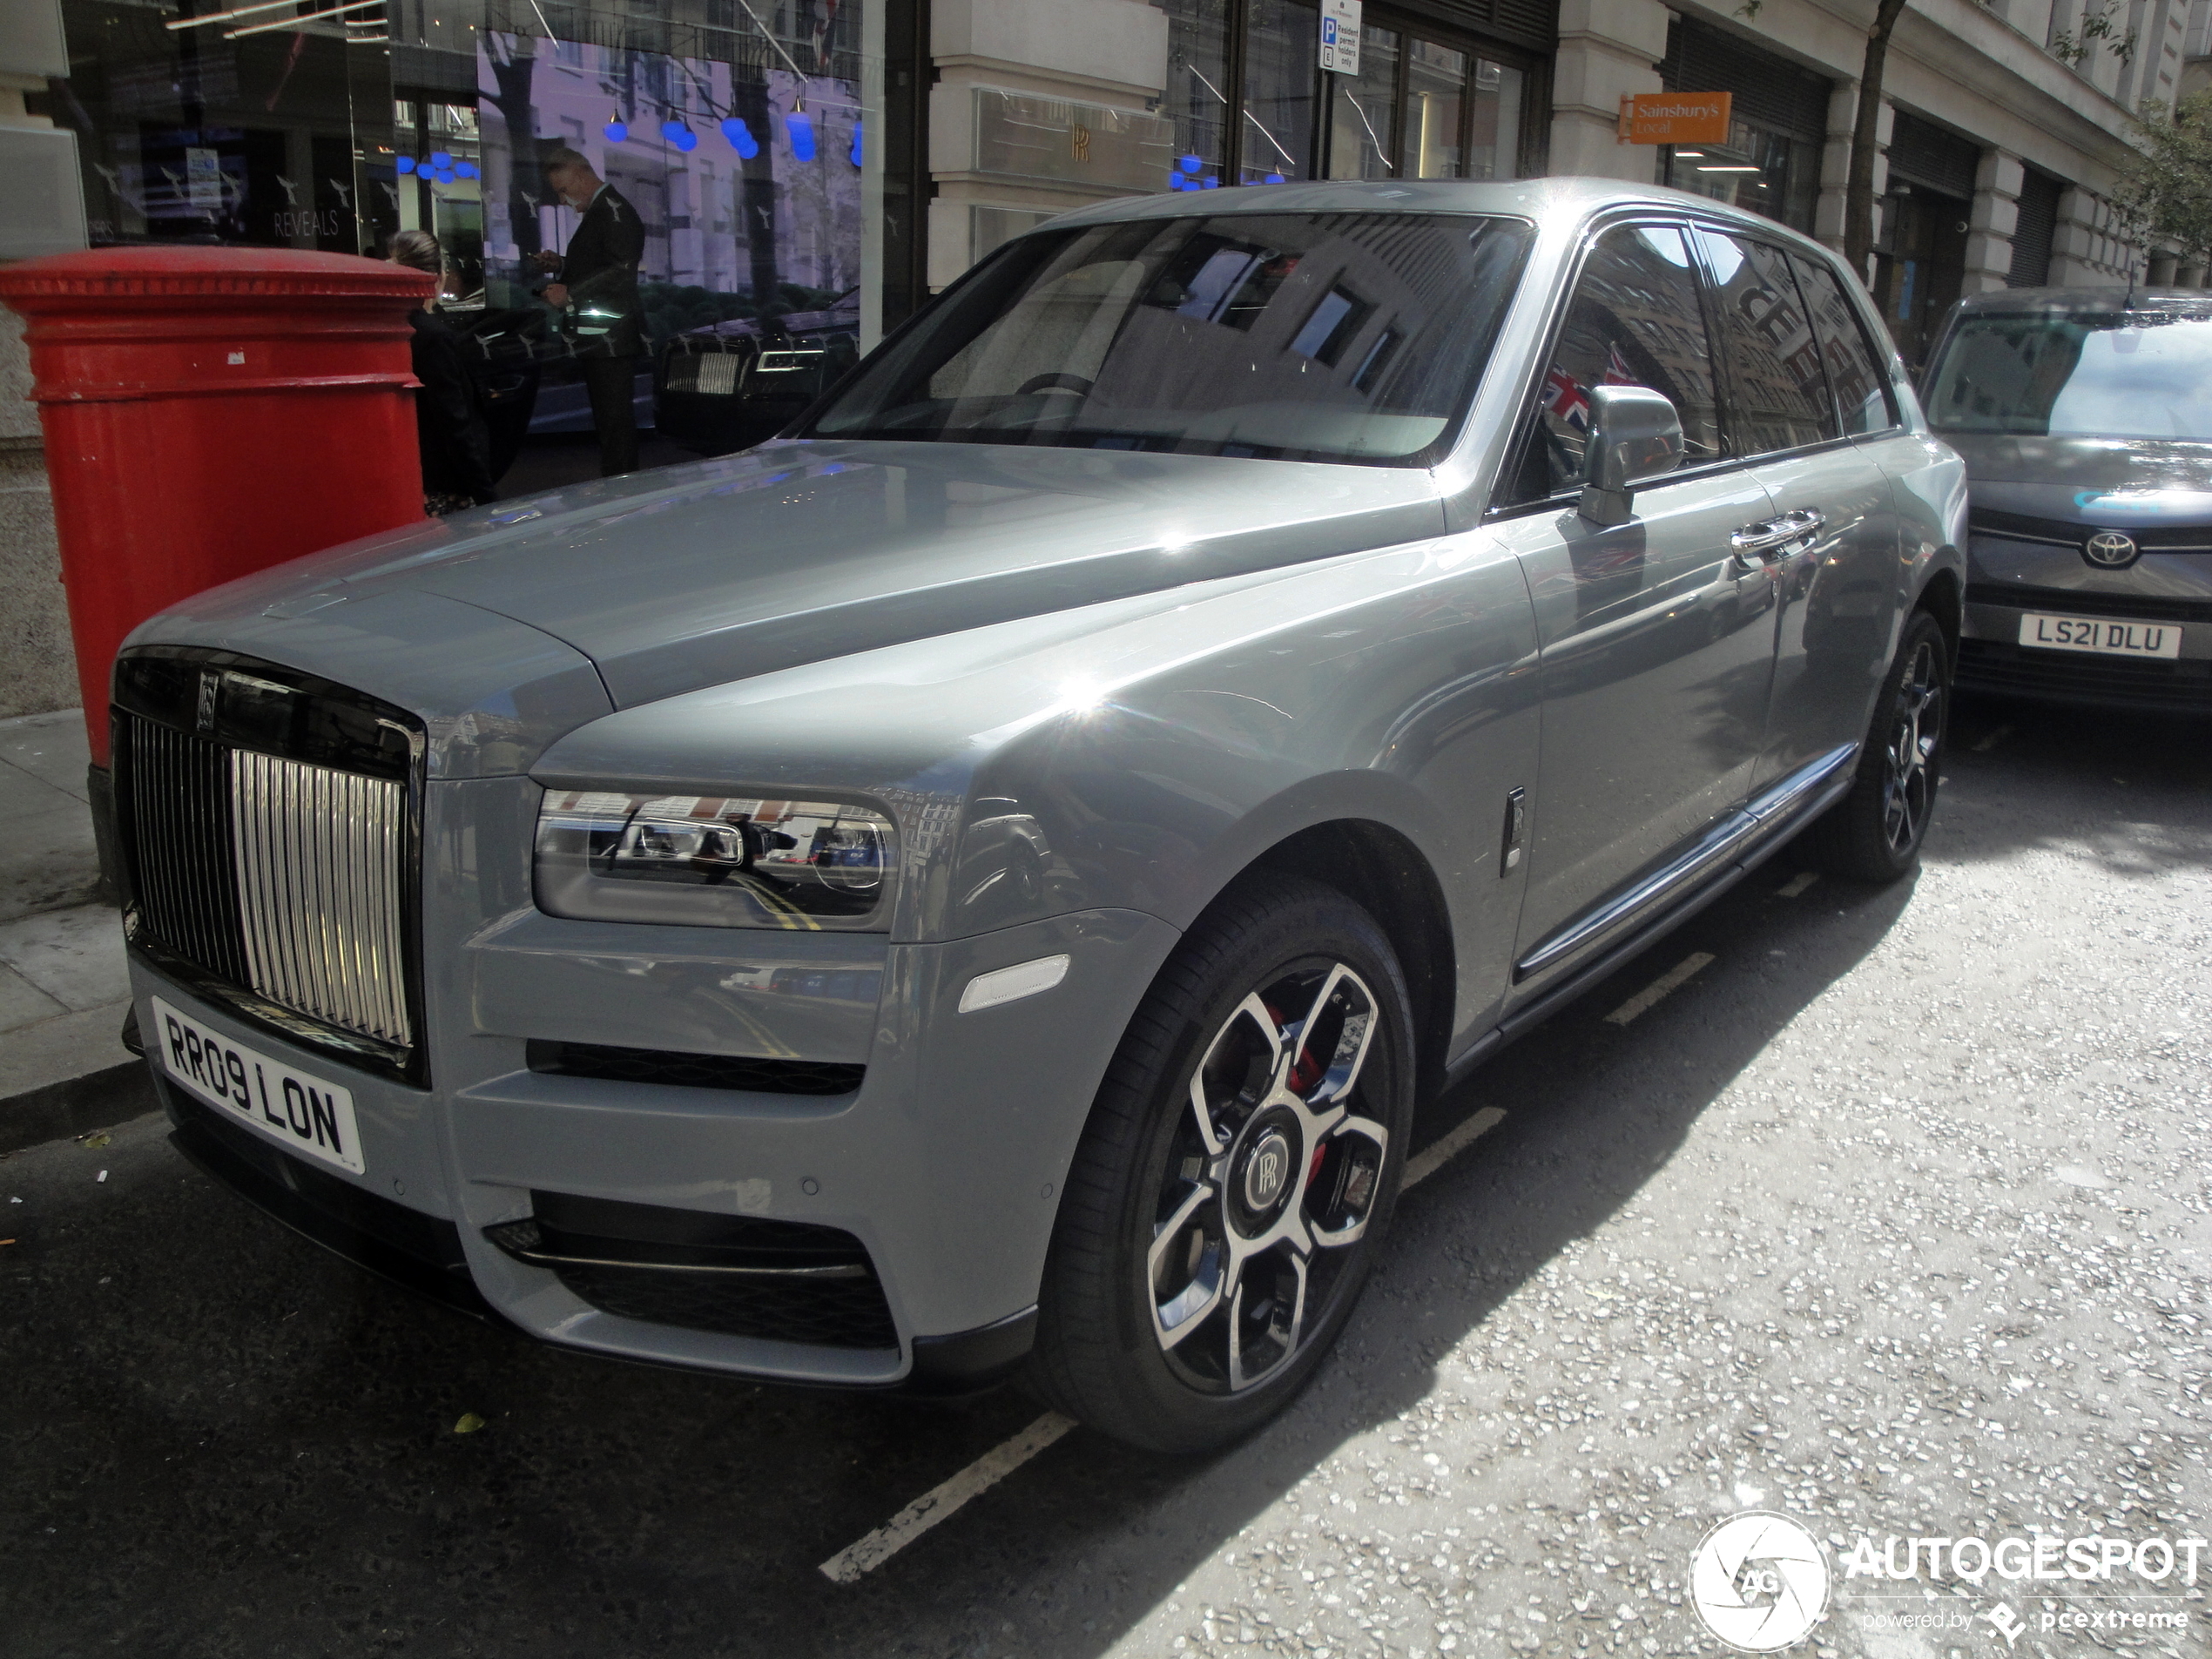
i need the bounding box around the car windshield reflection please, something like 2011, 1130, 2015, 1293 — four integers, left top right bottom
804, 212, 1534, 466
1924, 307, 2212, 442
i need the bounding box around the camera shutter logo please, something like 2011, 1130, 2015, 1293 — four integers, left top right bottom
1689, 1511, 1830, 1651
2084, 529, 2139, 568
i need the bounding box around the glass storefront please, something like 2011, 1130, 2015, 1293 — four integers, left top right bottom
1655, 16, 1827, 237
1157, 0, 1544, 192
1325, 25, 1524, 183
37, 0, 880, 334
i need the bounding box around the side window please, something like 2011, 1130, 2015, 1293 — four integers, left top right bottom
1694, 229, 1838, 455
1505, 224, 1723, 504
1789, 251, 1900, 435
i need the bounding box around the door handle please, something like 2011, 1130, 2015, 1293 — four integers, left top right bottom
1730, 509, 1826, 570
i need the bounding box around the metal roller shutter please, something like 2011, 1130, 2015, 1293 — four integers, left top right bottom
1888, 111, 1981, 199
2008, 170, 2063, 287
1659, 17, 1831, 143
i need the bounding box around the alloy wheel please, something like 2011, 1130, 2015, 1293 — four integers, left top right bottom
1881, 637, 1943, 856
1147, 961, 1391, 1394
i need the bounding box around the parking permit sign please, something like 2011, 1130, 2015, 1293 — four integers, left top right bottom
1319, 0, 1361, 73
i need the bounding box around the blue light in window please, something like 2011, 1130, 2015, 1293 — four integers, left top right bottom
721, 116, 759, 158
395, 155, 415, 174
786, 109, 816, 161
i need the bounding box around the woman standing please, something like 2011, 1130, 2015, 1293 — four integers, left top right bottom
387, 229, 496, 516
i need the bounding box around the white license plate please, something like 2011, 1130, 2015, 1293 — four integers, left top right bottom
2017, 612, 2183, 659
150, 995, 366, 1176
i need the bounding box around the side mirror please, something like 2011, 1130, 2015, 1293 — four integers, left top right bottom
1578, 385, 1683, 527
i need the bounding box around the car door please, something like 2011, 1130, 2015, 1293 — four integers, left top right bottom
1489, 220, 1783, 981
1690, 227, 1906, 790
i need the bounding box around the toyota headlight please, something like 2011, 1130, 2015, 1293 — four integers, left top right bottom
535, 791, 896, 929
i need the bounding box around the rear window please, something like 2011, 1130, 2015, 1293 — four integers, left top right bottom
1923, 310, 2212, 441
803, 212, 1534, 466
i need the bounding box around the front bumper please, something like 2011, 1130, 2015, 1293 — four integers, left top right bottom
1959, 587, 2212, 713
134, 896, 1181, 1392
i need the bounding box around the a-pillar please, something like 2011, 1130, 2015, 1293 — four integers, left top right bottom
1965, 150, 2024, 293
1548, 0, 1669, 183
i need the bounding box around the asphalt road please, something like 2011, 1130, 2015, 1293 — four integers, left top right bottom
4, 692, 2208, 1659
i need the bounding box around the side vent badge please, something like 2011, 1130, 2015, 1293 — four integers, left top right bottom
1500, 786, 1527, 876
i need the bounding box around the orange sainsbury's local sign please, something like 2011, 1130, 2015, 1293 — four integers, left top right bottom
1617, 91, 1732, 145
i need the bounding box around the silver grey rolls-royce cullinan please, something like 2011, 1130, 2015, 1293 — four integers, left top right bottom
117, 179, 1965, 1452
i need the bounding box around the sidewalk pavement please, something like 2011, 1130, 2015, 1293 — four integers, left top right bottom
0, 709, 149, 1154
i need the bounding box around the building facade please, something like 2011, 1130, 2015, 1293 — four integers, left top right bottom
23, 0, 2211, 360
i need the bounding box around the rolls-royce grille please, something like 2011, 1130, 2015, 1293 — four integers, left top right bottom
231, 750, 412, 1047
114, 654, 423, 1073
125, 720, 251, 987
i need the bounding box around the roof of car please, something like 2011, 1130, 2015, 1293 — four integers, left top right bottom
1954, 286, 2212, 313
1034, 176, 1842, 259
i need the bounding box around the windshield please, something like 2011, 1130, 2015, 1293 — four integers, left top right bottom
1923, 310, 2212, 441
803, 212, 1534, 466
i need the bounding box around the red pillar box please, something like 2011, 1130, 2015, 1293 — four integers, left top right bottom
0, 247, 434, 767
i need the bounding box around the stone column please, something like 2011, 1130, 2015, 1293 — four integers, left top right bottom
1964, 150, 2024, 293
1813, 83, 1879, 257
1548, 0, 1669, 184
927, 0, 1170, 292
2049, 185, 2133, 286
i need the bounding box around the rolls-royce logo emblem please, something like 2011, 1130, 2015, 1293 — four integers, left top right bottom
195, 671, 219, 732
2084, 529, 2139, 568
1071, 124, 1091, 163
1243, 1130, 1292, 1210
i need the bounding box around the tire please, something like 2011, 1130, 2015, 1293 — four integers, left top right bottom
1027, 875, 1416, 1453
1811, 608, 1950, 884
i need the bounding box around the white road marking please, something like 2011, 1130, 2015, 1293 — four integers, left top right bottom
1775, 872, 1819, 899
1972, 724, 2013, 753
1402, 1106, 1507, 1190
1602, 951, 1716, 1026
819, 1412, 1077, 1582
823, 1089, 1516, 1581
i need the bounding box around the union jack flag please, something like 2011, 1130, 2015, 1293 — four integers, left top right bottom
1546, 345, 1641, 430
1543, 365, 1589, 429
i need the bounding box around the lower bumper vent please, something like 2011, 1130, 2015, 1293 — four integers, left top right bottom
485, 1190, 896, 1350
525, 1039, 863, 1096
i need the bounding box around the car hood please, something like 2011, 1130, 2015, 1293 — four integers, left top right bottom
149, 440, 1446, 725
1942, 433, 2212, 519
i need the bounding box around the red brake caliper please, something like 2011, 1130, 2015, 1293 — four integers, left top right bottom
1266, 999, 1329, 1197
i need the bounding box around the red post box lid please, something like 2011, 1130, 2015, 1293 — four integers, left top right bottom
0, 246, 433, 307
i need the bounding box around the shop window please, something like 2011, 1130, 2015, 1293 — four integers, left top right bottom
1323, 29, 1526, 183
1325, 25, 1403, 179
1240, 0, 1320, 184
1160, 0, 1235, 189
1662, 122, 1819, 234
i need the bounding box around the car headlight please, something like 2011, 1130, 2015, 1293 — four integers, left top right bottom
535, 791, 897, 930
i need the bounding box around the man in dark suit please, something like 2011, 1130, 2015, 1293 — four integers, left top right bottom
532, 147, 645, 476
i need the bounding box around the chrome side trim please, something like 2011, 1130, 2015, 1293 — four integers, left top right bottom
1514, 743, 1858, 982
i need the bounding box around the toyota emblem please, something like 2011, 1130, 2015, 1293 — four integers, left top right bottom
2084, 529, 2139, 568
